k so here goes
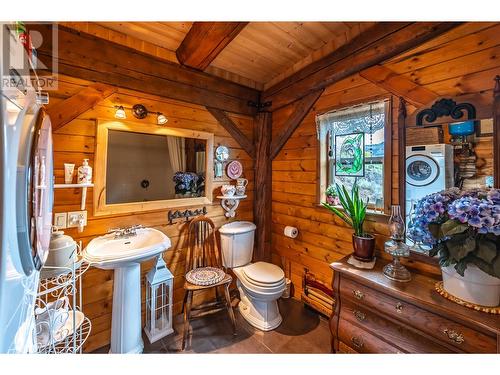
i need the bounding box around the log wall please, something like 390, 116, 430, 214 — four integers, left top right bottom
270, 22, 499, 299
47, 75, 254, 352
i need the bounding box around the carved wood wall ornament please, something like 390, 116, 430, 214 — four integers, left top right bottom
416, 98, 477, 126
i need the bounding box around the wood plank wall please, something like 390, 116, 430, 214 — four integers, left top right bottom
47, 75, 254, 352
270, 22, 500, 299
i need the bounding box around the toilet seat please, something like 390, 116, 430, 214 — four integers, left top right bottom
241, 261, 284, 284
234, 262, 286, 295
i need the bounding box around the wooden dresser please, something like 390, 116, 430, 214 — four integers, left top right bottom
330, 257, 500, 353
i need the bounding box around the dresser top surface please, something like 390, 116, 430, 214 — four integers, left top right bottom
331, 256, 500, 334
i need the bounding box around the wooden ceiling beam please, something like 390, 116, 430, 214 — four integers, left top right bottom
270, 89, 324, 160
263, 22, 463, 111
360, 65, 438, 107
47, 83, 116, 131
176, 22, 248, 71
206, 107, 255, 158
32, 24, 259, 116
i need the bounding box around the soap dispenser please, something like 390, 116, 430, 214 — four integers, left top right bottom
77, 159, 92, 184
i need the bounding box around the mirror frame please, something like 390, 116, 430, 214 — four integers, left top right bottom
398, 77, 500, 264
93, 119, 214, 217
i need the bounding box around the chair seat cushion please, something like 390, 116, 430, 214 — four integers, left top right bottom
185, 267, 226, 286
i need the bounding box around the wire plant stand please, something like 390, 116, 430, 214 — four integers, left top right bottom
35, 241, 92, 354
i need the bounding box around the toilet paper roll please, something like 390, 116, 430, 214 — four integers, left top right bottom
284, 226, 298, 238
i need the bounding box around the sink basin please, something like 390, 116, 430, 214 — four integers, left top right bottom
84, 227, 171, 268
83, 227, 171, 354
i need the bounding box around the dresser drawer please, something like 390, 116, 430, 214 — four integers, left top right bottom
340, 276, 497, 353
338, 318, 401, 353
340, 299, 455, 353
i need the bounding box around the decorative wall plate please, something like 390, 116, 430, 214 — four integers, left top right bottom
215, 145, 229, 162
226, 160, 243, 179
186, 267, 225, 286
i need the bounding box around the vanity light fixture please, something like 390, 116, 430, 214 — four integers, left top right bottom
114, 104, 168, 125
132, 104, 148, 119
114, 105, 126, 119
157, 113, 168, 125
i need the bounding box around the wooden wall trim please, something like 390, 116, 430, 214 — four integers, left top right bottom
494, 75, 500, 188
206, 107, 255, 158
397, 97, 407, 217
360, 65, 439, 107
32, 24, 259, 116
253, 111, 272, 262
47, 83, 116, 131
176, 22, 248, 71
263, 22, 463, 111
270, 89, 324, 160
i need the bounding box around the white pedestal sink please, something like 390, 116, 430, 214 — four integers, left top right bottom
83, 227, 171, 354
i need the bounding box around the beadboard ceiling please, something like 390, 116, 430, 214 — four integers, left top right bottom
61, 22, 375, 90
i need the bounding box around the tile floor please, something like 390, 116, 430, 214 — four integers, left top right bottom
94, 298, 331, 354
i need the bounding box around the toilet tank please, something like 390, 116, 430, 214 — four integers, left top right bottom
219, 221, 256, 268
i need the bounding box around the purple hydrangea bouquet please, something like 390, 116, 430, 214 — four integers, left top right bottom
173, 172, 205, 196
408, 188, 500, 279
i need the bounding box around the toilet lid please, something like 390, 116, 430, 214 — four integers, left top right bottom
241, 262, 284, 284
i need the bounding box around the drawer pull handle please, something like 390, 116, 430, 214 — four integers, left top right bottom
351, 336, 364, 349
395, 302, 404, 314
353, 310, 366, 322
443, 329, 464, 344
353, 290, 365, 300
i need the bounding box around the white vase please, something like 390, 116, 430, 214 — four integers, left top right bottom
441, 264, 500, 307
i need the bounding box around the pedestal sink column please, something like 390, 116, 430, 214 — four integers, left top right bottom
111, 263, 143, 354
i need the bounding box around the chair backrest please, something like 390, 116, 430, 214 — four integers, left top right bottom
185, 216, 222, 271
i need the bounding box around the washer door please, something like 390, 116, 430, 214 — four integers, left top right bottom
16, 109, 53, 275
406, 154, 439, 187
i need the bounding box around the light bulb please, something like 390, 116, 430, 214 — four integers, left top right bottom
115, 106, 126, 119
157, 113, 168, 125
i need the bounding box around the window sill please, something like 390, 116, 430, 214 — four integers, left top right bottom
317, 204, 388, 223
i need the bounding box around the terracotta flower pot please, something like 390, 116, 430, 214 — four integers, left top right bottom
352, 234, 375, 262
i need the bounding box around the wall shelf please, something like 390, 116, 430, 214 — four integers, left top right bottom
216, 195, 246, 218
54, 183, 93, 209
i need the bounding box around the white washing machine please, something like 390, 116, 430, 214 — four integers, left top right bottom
405, 144, 454, 219
0, 28, 53, 353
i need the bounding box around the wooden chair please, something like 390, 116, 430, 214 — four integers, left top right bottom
181, 216, 236, 350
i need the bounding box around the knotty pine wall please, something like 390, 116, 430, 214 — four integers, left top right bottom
270, 22, 499, 299
48, 75, 254, 352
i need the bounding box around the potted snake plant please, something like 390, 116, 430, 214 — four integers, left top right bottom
322, 182, 375, 261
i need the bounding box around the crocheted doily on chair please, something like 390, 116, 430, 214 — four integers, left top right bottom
186, 267, 225, 286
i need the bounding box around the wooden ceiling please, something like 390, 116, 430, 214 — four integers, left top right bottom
61, 22, 375, 90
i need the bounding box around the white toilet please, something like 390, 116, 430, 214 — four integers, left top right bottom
219, 221, 286, 331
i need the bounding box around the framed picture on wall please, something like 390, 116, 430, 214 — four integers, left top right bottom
334, 132, 365, 177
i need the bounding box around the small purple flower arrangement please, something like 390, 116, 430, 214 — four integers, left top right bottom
408, 188, 500, 278
173, 172, 205, 196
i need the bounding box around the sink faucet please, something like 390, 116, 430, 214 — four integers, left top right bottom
108, 224, 144, 239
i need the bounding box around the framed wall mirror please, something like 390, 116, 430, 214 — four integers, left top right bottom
398, 85, 499, 259
94, 120, 214, 216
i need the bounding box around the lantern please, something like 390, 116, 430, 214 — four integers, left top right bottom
144, 255, 174, 343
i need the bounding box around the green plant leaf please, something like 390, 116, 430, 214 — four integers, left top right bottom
467, 255, 495, 278
322, 202, 353, 227
475, 238, 498, 263
454, 258, 468, 277
440, 220, 468, 237
446, 233, 476, 261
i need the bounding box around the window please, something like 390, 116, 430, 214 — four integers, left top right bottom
317, 99, 390, 213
